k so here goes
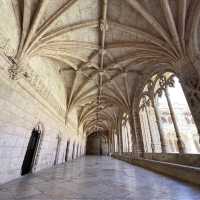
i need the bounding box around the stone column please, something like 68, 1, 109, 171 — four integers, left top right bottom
117, 131, 121, 154
119, 122, 123, 155
129, 110, 144, 158
164, 87, 185, 153
107, 139, 110, 155
179, 60, 200, 143
112, 131, 115, 153
144, 104, 155, 153
152, 99, 167, 153
126, 125, 130, 152
128, 115, 137, 157
110, 131, 113, 153
134, 110, 145, 157
139, 112, 148, 152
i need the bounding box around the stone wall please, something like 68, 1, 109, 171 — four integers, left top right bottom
0, 74, 86, 184
114, 152, 200, 167
113, 153, 200, 186
143, 153, 200, 167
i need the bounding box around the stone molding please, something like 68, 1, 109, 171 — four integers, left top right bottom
0, 45, 66, 123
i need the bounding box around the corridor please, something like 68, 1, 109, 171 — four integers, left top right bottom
0, 156, 200, 200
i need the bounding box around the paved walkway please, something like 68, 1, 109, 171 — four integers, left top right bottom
0, 156, 200, 200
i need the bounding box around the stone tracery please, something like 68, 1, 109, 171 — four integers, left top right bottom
139, 72, 200, 154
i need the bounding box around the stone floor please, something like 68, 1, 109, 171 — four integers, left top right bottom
0, 156, 200, 200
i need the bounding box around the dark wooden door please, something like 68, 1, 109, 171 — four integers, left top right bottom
72, 143, 75, 159
76, 144, 79, 158
65, 141, 70, 162
54, 136, 61, 165
21, 129, 40, 175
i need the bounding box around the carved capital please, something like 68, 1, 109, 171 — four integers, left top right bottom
158, 75, 167, 90
7, 58, 28, 80
99, 20, 108, 31
8, 64, 28, 80
122, 72, 127, 78
99, 49, 106, 55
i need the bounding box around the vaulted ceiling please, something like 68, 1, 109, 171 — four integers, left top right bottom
0, 0, 200, 136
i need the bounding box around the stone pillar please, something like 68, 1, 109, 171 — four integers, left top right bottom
112, 131, 115, 153
139, 112, 148, 152
119, 121, 123, 155
164, 87, 185, 153
117, 131, 121, 154
179, 60, 200, 143
126, 125, 130, 152
128, 115, 137, 156
133, 110, 145, 157
129, 110, 144, 158
152, 99, 167, 153
144, 104, 155, 153
110, 132, 113, 153
107, 139, 110, 155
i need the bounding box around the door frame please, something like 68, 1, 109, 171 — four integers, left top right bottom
65, 140, 70, 162
21, 122, 44, 175
54, 135, 62, 165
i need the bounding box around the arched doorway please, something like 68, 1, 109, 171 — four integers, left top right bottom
65, 140, 70, 162
86, 132, 108, 155
21, 125, 43, 176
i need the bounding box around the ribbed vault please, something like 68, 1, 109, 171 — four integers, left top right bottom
1, 0, 200, 139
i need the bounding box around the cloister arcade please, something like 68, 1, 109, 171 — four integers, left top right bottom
1, 0, 200, 198
99, 72, 200, 157
139, 72, 200, 154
